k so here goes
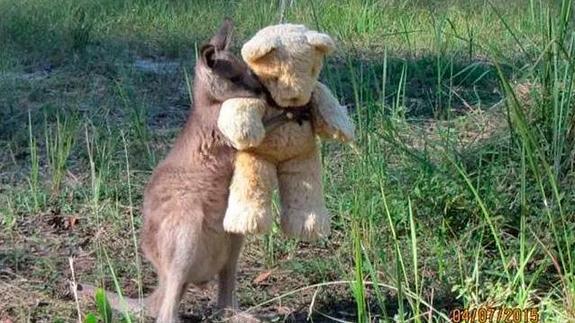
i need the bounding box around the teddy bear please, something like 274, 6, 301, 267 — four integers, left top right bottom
217, 24, 354, 240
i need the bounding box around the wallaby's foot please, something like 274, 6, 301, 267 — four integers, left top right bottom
214, 309, 260, 323
73, 283, 147, 317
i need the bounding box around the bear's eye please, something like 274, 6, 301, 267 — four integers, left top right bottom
311, 66, 318, 75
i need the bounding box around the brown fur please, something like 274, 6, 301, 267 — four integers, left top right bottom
77, 19, 263, 323
140, 19, 265, 323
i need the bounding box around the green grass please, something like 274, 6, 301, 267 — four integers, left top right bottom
1, 0, 574, 322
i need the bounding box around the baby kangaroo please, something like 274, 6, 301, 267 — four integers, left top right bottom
77, 19, 264, 322
141, 19, 263, 322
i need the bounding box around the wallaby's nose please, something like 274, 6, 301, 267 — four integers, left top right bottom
248, 79, 261, 89
246, 76, 263, 92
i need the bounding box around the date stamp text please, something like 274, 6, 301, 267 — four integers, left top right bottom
450, 306, 539, 322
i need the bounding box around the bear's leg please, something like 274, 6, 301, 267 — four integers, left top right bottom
277, 148, 330, 241
223, 152, 277, 234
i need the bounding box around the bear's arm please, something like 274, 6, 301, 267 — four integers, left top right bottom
311, 82, 355, 143
218, 97, 267, 150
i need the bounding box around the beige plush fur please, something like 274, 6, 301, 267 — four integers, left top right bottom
218, 98, 268, 150
218, 24, 354, 240
311, 82, 355, 142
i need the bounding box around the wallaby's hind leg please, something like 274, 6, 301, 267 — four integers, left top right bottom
217, 233, 244, 309
155, 266, 188, 323
145, 283, 164, 318
154, 217, 196, 323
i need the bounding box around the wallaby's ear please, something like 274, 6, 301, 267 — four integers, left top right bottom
209, 18, 234, 50
200, 44, 216, 68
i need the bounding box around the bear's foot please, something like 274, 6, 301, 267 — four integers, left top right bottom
280, 208, 330, 241
223, 198, 273, 235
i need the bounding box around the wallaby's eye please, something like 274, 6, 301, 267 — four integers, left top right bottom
230, 75, 241, 83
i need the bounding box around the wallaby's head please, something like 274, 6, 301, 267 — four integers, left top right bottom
196, 18, 263, 101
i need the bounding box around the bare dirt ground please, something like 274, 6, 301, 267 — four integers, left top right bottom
0, 205, 394, 322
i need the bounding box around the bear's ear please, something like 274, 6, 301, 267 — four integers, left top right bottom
306, 31, 335, 55
241, 39, 278, 64
209, 18, 234, 51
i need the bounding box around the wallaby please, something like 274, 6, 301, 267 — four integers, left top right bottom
76, 19, 264, 322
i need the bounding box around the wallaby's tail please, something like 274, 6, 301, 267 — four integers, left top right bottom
74, 283, 149, 317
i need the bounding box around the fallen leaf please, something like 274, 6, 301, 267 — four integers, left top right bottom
253, 270, 273, 285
